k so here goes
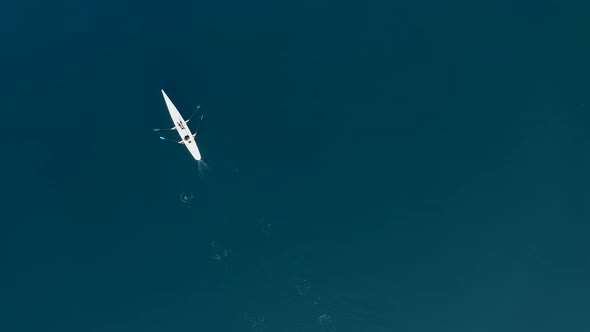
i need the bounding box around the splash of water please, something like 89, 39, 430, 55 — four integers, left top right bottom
197, 160, 209, 176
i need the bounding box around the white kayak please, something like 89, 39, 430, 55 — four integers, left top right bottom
161, 89, 202, 160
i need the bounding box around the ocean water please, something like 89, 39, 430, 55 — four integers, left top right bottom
2, 0, 590, 331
